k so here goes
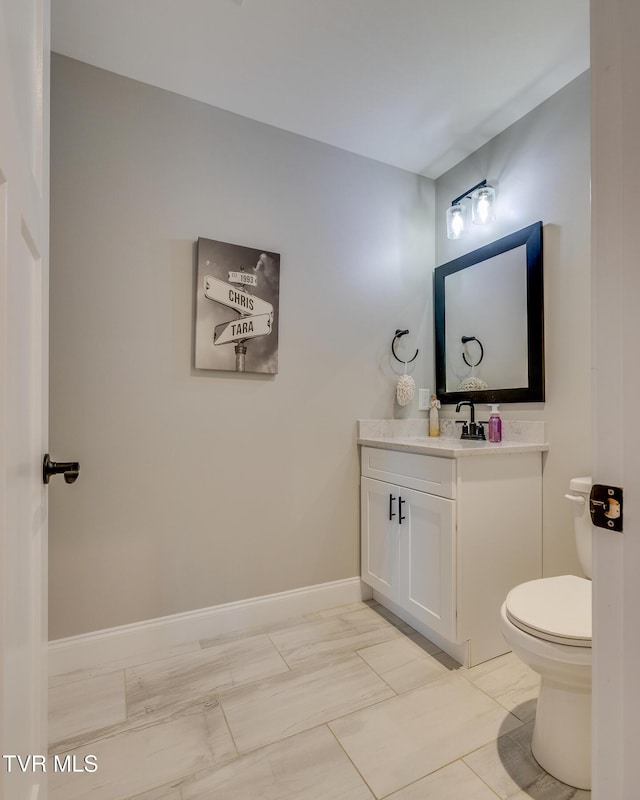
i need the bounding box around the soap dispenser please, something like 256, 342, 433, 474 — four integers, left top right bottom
487, 404, 502, 443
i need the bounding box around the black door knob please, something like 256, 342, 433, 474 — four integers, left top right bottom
43, 454, 80, 485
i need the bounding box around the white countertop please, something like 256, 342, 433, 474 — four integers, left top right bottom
358, 434, 548, 458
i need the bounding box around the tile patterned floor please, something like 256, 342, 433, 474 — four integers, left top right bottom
48, 600, 591, 799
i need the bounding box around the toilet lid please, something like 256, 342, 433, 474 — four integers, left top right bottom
505, 575, 591, 647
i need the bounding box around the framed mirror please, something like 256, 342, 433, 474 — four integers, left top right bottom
434, 221, 544, 404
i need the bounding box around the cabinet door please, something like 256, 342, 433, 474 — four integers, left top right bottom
398, 487, 456, 640
360, 477, 398, 601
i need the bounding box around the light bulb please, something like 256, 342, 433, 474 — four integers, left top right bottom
446, 204, 467, 239
471, 185, 496, 225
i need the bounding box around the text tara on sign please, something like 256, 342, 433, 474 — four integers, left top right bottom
213, 312, 272, 346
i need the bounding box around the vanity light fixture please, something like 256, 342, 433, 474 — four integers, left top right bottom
472, 184, 496, 225
446, 203, 467, 240
446, 179, 496, 239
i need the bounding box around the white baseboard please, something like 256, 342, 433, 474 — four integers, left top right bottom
49, 577, 372, 677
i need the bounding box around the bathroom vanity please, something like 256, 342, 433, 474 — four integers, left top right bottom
358, 422, 547, 667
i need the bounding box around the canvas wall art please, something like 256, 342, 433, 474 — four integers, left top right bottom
195, 237, 280, 374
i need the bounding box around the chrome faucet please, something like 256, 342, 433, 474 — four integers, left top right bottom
455, 400, 486, 440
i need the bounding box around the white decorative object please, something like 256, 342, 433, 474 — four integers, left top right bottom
458, 375, 489, 391
396, 369, 415, 407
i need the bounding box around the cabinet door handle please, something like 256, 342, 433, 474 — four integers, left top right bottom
398, 496, 406, 524
389, 494, 396, 520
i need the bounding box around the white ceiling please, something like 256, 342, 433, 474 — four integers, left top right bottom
51, 0, 589, 179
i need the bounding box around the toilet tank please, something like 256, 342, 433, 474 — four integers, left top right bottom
567, 476, 593, 579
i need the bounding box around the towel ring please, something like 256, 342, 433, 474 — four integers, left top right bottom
461, 335, 484, 368
392, 329, 418, 364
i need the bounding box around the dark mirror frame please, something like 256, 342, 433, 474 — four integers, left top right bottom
434, 221, 544, 404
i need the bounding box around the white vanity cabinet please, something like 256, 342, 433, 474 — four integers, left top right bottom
360, 450, 456, 641
360, 445, 543, 667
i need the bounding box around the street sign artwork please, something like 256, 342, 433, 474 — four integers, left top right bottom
195, 238, 280, 374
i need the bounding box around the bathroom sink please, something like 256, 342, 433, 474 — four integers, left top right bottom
407, 437, 490, 448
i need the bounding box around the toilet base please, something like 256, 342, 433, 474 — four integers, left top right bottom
531, 675, 591, 790
500, 602, 592, 791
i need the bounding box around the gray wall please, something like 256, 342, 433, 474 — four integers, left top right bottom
50, 58, 590, 640
435, 72, 591, 576
49, 56, 434, 639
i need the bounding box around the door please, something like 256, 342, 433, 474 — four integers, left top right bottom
361, 477, 456, 640
0, 1, 50, 798
361, 477, 398, 600
399, 486, 455, 640
591, 2, 640, 797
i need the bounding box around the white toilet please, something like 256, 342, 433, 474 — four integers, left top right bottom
500, 476, 592, 790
